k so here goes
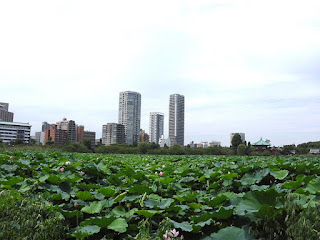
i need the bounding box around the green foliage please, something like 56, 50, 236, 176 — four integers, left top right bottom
250, 193, 320, 240
0, 190, 66, 240
169, 144, 185, 155
1, 151, 320, 239
237, 144, 247, 155
231, 133, 243, 148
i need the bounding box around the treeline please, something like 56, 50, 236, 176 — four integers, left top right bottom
1, 139, 319, 156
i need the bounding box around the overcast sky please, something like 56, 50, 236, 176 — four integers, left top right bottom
1, 0, 319, 146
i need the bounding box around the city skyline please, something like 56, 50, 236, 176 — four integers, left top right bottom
1, 1, 319, 146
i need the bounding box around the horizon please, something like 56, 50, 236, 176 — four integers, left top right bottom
1, 1, 319, 147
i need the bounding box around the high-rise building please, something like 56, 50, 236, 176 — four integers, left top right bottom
140, 129, 150, 143
0, 102, 14, 122
118, 91, 141, 145
169, 94, 185, 146
102, 123, 125, 146
149, 112, 164, 144
56, 118, 77, 142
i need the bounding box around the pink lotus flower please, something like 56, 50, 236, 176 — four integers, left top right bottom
10, 156, 13, 160
146, 163, 150, 167
155, 172, 158, 175
159, 171, 164, 176
169, 229, 179, 238
65, 161, 71, 165
60, 167, 65, 172
197, 163, 200, 167
6, 150, 9, 153
78, 171, 85, 175
213, 157, 217, 160
74, 202, 79, 207
181, 235, 184, 239
162, 165, 166, 168
211, 196, 215, 200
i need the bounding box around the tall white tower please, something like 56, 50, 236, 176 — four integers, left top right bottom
169, 94, 185, 146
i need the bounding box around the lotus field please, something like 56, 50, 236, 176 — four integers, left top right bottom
1, 151, 320, 239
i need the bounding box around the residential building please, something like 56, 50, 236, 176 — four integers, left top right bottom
149, 112, 164, 144
169, 94, 185, 146
159, 135, 171, 148
83, 131, 96, 149
44, 124, 68, 145
77, 125, 84, 143
35, 131, 42, 144
140, 129, 149, 143
230, 132, 245, 145
118, 91, 141, 145
0, 121, 31, 143
56, 118, 77, 142
102, 123, 125, 146
209, 141, 221, 147
42, 122, 52, 132
0, 102, 14, 122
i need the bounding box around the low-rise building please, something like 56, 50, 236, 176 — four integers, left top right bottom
252, 138, 271, 151
140, 129, 149, 143
102, 123, 125, 146
0, 121, 31, 144
83, 131, 96, 149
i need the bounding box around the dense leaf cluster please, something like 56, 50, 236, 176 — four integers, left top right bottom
0, 152, 320, 239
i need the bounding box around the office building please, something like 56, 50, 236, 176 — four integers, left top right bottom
149, 112, 164, 144
102, 123, 125, 146
169, 94, 185, 146
0, 102, 14, 122
42, 122, 52, 132
118, 91, 141, 145
0, 121, 31, 144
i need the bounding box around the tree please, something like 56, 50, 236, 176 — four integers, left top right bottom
231, 133, 243, 148
83, 138, 92, 151
237, 144, 247, 156
168, 144, 185, 155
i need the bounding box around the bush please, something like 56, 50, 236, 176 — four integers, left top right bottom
0, 190, 66, 240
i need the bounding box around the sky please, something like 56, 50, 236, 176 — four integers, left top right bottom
1, 0, 320, 147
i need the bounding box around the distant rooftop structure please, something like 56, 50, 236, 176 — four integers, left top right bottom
252, 138, 271, 146
309, 149, 320, 154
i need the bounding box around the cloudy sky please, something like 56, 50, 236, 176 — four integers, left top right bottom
1, 0, 319, 146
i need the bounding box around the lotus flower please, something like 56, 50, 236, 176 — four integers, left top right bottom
65, 161, 71, 165
169, 229, 179, 237
159, 171, 164, 176
10, 156, 13, 160
60, 167, 65, 172
162, 165, 166, 168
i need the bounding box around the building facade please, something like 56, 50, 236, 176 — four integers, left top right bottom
0, 121, 31, 143
83, 131, 96, 149
56, 118, 77, 142
149, 112, 164, 144
0, 102, 14, 122
77, 125, 84, 143
118, 91, 141, 145
44, 124, 68, 145
140, 129, 149, 143
169, 94, 185, 146
102, 123, 125, 146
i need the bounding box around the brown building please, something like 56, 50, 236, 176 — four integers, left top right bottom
140, 129, 149, 143
44, 124, 68, 145
77, 125, 84, 143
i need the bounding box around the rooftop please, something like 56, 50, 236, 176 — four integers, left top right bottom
252, 138, 271, 146
0, 121, 31, 127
